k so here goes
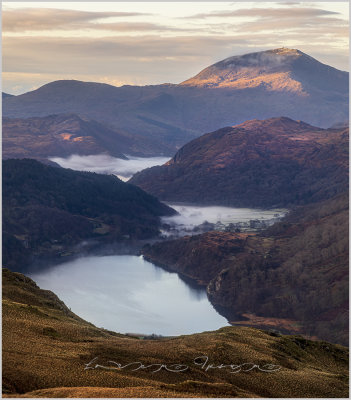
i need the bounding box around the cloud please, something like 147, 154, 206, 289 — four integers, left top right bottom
221, 18, 348, 36
2, 35, 251, 73
181, 6, 348, 37
3, 30, 349, 95
184, 7, 340, 19
2, 7, 196, 34
84, 22, 196, 33
2, 8, 151, 32
2, 4, 348, 94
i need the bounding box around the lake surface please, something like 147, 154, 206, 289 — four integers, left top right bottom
50, 154, 170, 181
30, 255, 228, 336
34, 158, 287, 336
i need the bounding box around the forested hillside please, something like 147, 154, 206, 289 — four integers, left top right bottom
3, 159, 175, 271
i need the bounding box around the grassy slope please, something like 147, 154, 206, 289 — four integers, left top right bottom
2, 268, 349, 398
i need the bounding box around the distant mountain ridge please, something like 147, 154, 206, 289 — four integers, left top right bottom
2, 113, 173, 160
3, 48, 348, 155
130, 117, 349, 207
2, 92, 14, 99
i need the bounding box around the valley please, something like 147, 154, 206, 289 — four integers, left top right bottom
50, 153, 171, 181
142, 193, 349, 346
2, 45, 349, 398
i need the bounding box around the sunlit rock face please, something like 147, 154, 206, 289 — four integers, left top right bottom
180, 48, 347, 94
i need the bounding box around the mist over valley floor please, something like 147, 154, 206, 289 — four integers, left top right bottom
50, 154, 171, 180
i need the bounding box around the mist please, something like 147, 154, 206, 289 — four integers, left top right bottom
161, 204, 287, 237
50, 154, 170, 180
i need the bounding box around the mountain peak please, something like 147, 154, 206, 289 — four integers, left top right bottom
233, 116, 319, 132
271, 47, 302, 55
213, 48, 304, 68
179, 48, 344, 93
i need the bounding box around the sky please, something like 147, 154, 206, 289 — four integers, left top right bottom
2, 1, 349, 95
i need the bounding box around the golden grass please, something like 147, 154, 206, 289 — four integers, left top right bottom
2, 268, 349, 398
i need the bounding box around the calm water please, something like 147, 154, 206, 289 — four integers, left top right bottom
30, 255, 228, 336
35, 157, 286, 336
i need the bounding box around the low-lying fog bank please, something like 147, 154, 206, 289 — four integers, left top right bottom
161, 204, 287, 238
50, 154, 170, 181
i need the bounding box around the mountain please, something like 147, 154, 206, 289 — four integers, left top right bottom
2, 80, 195, 155
143, 193, 349, 346
2, 113, 173, 160
3, 267, 348, 397
130, 117, 349, 208
2, 159, 175, 272
3, 49, 348, 155
2, 92, 14, 99
180, 48, 347, 93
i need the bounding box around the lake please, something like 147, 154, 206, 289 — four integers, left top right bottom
30, 255, 228, 336
35, 156, 287, 336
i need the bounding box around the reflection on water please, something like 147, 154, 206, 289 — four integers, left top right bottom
49, 154, 170, 181
30, 255, 228, 336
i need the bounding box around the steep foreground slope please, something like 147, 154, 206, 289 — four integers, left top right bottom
3, 49, 348, 154
2, 159, 175, 272
2, 114, 172, 159
130, 117, 348, 207
143, 193, 349, 346
2, 268, 349, 398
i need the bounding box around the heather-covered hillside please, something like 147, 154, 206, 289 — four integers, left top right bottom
131, 117, 348, 208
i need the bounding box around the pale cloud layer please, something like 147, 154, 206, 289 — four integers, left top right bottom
184, 6, 339, 19
3, 8, 150, 32
2, 2, 349, 95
